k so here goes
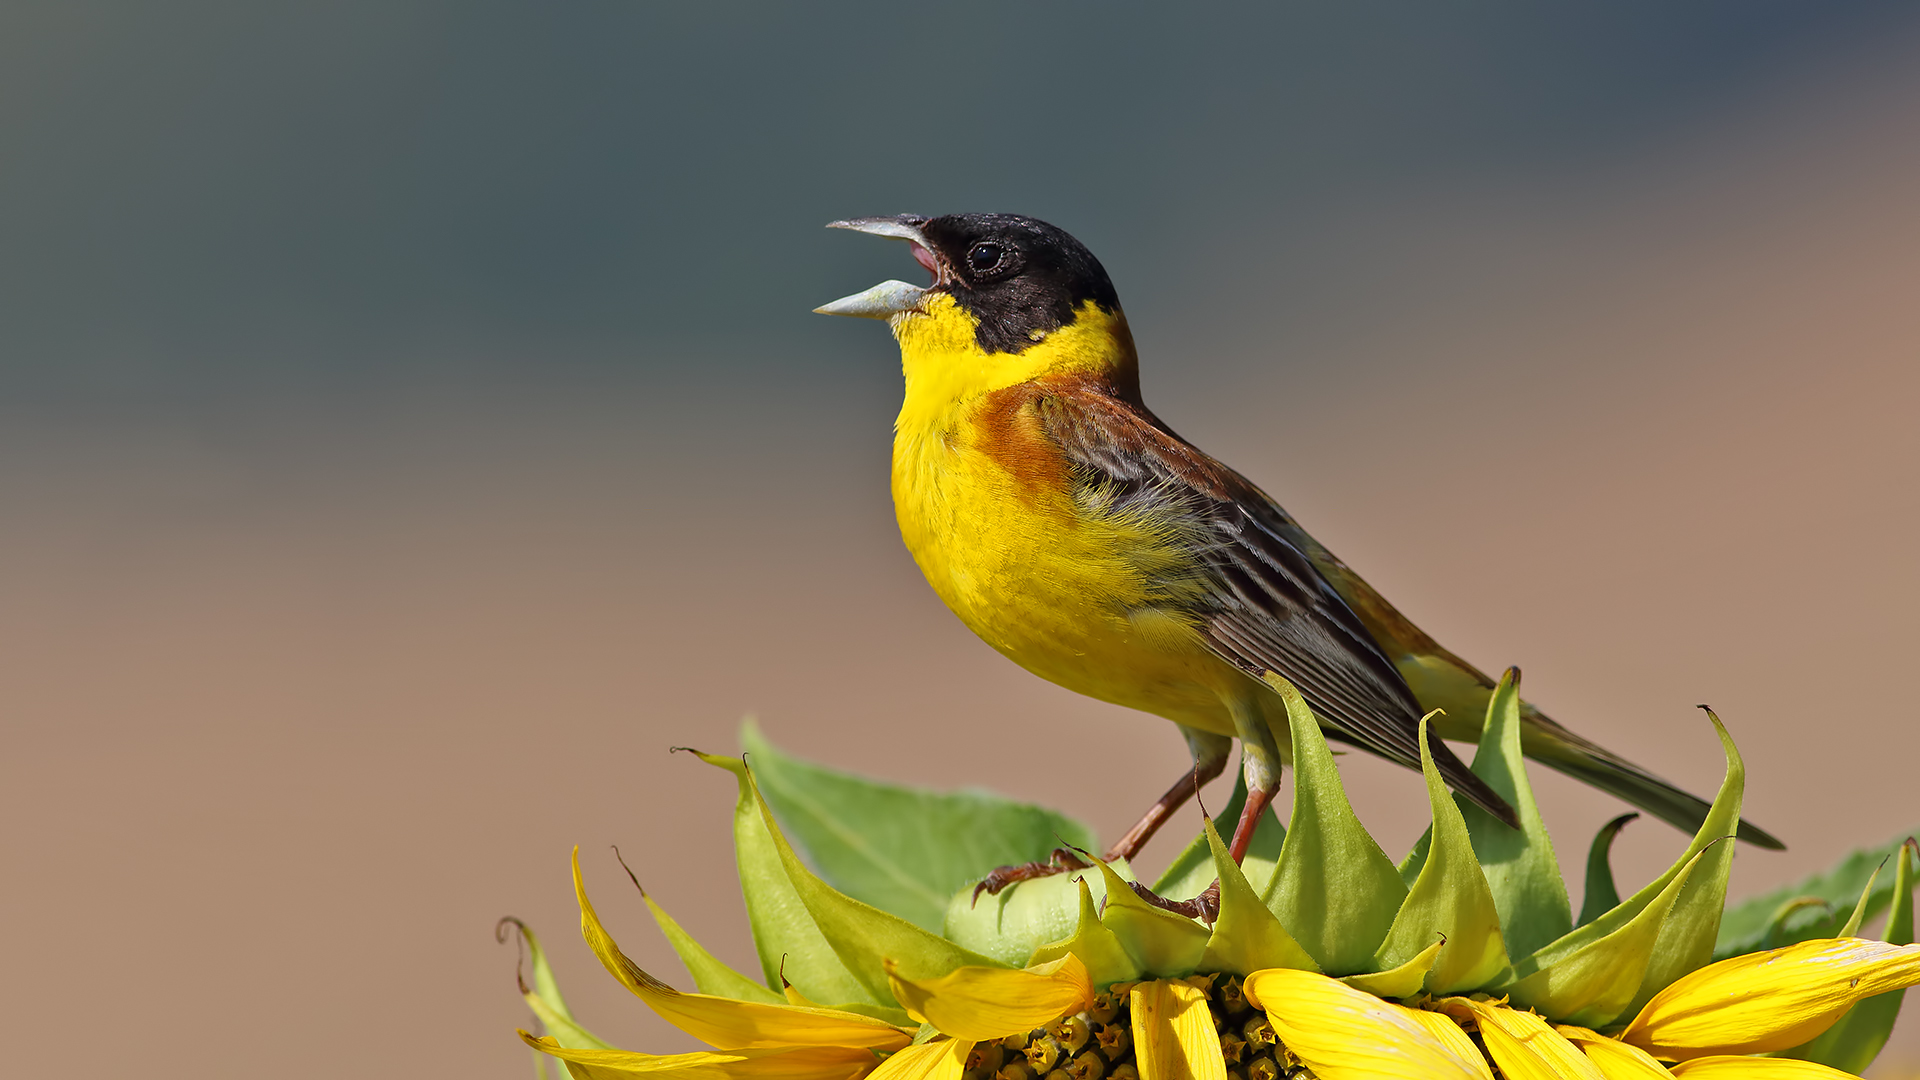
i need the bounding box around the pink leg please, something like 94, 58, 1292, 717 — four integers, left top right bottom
975, 741, 1230, 901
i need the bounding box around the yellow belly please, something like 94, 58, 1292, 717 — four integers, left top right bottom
890, 417, 1240, 736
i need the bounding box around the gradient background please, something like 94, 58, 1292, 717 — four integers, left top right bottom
4, 4, 1919, 1076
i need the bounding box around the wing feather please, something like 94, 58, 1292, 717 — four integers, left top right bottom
1036, 383, 1517, 826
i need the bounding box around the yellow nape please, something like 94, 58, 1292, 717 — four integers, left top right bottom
885, 293, 1246, 736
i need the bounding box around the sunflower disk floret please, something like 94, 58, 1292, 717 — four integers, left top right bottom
966, 977, 1310, 1080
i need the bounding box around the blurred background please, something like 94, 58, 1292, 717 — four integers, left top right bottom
3, 3, 1918, 1076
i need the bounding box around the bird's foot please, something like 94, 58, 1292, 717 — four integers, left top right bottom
1128, 879, 1220, 924
971, 848, 1093, 903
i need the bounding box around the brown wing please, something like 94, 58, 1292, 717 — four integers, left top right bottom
1036, 377, 1518, 827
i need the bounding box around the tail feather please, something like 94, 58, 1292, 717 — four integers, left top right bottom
1519, 704, 1786, 850
1293, 532, 1787, 851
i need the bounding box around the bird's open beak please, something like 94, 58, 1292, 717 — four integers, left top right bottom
814, 215, 937, 319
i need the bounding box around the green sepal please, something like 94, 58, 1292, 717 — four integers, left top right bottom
1091, 857, 1209, 977
1374, 714, 1509, 994
1760, 898, 1836, 948
1617, 710, 1745, 1019
637, 886, 786, 1004
1460, 668, 1572, 961
1027, 876, 1147, 986
1397, 827, 1433, 887
499, 918, 612, 1051
1578, 813, 1638, 928
745, 758, 1003, 996
942, 861, 1124, 970
1198, 815, 1321, 976
1152, 766, 1285, 902
1343, 937, 1444, 1000
1717, 829, 1920, 958
1508, 709, 1747, 1023
742, 721, 1097, 932
1504, 848, 1707, 1029
1262, 674, 1408, 974
1783, 838, 1917, 1072
692, 751, 878, 1006
1836, 856, 1891, 939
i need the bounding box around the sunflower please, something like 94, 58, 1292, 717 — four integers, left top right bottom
505, 674, 1919, 1078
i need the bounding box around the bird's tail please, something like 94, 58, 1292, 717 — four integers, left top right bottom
1518, 702, 1785, 850
1300, 538, 1786, 850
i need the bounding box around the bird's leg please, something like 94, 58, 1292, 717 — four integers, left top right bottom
969, 847, 1093, 901
974, 729, 1231, 902
1101, 729, 1234, 863
1132, 697, 1282, 923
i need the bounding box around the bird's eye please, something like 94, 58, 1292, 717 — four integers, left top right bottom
966, 242, 1006, 274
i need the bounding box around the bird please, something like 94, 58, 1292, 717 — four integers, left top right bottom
814, 212, 1782, 899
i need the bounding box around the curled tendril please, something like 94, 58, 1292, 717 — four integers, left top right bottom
496, 915, 531, 994
612, 845, 647, 897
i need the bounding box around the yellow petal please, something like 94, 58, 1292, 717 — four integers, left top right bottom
520, 1032, 880, 1080
1435, 999, 1602, 1080
1668, 1057, 1864, 1079
1242, 969, 1488, 1080
1395, 1008, 1494, 1079
885, 954, 1093, 1042
1131, 980, 1227, 1080
571, 848, 911, 1051
1619, 937, 1920, 1058
1557, 1027, 1676, 1079
865, 1040, 969, 1080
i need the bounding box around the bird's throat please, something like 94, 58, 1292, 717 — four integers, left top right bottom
891, 294, 1141, 438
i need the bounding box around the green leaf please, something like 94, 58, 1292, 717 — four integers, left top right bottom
1458, 668, 1571, 961
1199, 815, 1321, 976
1091, 858, 1210, 977
1618, 710, 1745, 1019
742, 721, 1098, 933
1151, 766, 1285, 903
1715, 828, 1920, 959
1373, 714, 1509, 995
1504, 848, 1706, 1029
691, 751, 879, 1006
1784, 837, 1917, 1072
1027, 876, 1147, 987
1578, 813, 1638, 928
498, 918, 612, 1051
1262, 674, 1408, 975
941, 859, 1127, 969
745, 757, 1003, 996
636, 884, 784, 1004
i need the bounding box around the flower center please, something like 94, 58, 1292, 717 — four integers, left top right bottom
964, 975, 1319, 1080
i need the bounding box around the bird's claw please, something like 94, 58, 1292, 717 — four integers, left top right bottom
971, 848, 1092, 903
1128, 879, 1221, 924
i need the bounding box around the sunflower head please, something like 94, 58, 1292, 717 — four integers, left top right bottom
504, 674, 1919, 1078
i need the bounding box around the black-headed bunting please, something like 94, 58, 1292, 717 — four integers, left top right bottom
817, 213, 1781, 907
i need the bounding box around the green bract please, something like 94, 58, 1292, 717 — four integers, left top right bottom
512, 674, 1919, 1074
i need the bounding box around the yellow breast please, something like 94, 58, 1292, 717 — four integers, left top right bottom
885, 295, 1237, 730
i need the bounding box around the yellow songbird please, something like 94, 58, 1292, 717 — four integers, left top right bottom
816, 213, 1780, 898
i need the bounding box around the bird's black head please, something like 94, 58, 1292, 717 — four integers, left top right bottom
915, 214, 1120, 354
818, 213, 1121, 355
